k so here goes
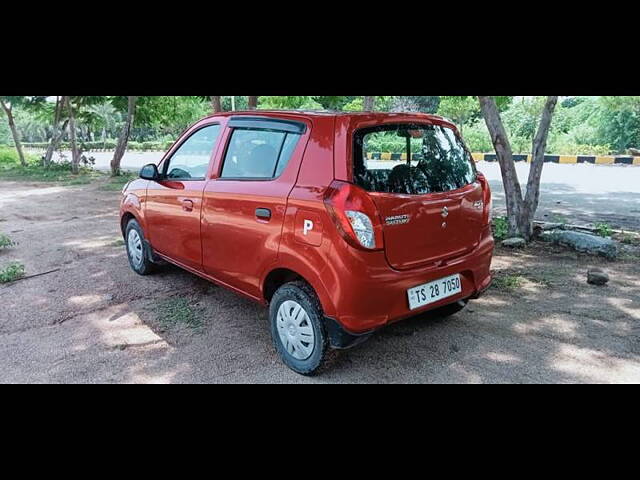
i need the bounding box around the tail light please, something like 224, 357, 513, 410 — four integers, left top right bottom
476, 172, 493, 225
323, 180, 384, 251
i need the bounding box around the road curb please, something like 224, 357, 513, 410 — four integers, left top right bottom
366, 152, 640, 165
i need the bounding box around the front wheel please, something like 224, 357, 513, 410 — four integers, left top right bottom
269, 281, 328, 375
125, 219, 154, 275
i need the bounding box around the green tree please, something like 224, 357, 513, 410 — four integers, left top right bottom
391, 96, 440, 113
211, 96, 223, 113
248, 96, 259, 110
438, 96, 480, 134
110, 96, 138, 176
597, 96, 640, 153
0, 96, 30, 166
259, 96, 322, 110
135, 96, 210, 137
66, 96, 105, 173
479, 96, 558, 241
44, 96, 70, 167
313, 96, 356, 111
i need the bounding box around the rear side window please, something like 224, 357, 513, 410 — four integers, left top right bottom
221, 128, 301, 179
354, 124, 476, 195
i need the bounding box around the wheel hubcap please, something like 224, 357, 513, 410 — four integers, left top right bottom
127, 229, 143, 267
277, 300, 315, 360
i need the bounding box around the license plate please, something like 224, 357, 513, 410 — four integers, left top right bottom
407, 274, 462, 310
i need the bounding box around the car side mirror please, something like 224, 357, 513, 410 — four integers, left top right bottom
140, 163, 160, 181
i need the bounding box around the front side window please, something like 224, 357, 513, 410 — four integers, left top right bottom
221, 128, 301, 179
164, 124, 221, 180
354, 124, 476, 195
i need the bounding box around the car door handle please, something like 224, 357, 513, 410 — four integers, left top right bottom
256, 208, 272, 221
182, 199, 194, 212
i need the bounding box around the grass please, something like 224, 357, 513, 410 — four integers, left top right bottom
0, 234, 14, 249
0, 146, 99, 184
492, 273, 525, 290
99, 172, 137, 191
154, 297, 202, 329
0, 262, 25, 283
618, 232, 640, 246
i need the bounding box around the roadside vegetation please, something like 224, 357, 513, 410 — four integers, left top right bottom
0, 262, 25, 283
0, 233, 15, 249
0, 146, 124, 186
492, 217, 509, 241
2, 95, 639, 245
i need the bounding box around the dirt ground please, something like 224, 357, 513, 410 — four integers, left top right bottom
1, 179, 639, 383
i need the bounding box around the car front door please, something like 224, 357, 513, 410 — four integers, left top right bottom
201, 116, 309, 300
145, 122, 222, 271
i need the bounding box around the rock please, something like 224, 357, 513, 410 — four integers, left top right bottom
543, 222, 566, 230
502, 237, 526, 248
540, 230, 618, 259
629, 147, 640, 156
587, 268, 609, 286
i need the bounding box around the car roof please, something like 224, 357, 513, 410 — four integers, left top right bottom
204, 109, 455, 126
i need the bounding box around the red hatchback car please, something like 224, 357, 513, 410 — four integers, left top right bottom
120, 111, 494, 374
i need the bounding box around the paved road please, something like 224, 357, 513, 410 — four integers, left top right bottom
478, 162, 640, 230
50, 151, 640, 230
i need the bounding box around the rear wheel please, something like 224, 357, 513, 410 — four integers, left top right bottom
125, 219, 154, 275
269, 281, 328, 375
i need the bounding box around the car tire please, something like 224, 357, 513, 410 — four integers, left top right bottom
269, 281, 328, 376
434, 299, 468, 318
125, 219, 154, 276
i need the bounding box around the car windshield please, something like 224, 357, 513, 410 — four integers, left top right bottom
353, 123, 476, 195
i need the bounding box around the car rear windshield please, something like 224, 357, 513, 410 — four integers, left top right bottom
353, 123, 476, 195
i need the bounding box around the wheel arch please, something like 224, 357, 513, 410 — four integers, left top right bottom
120, 211, 140, 237
262, 266, 336, 317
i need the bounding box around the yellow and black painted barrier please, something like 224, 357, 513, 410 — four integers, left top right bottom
366, 152, 640, 165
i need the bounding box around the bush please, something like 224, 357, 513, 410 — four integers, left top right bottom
595, 223, 613, 238
0, 262, 25, 283
461, 122, 493, 152
22, 139, 173, 153
0, 233, 15, 249
0, 147, 40, 166
492, 217, 509, 241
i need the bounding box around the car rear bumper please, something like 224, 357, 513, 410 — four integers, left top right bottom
322, 226, 494, 334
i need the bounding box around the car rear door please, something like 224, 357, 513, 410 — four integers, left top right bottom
201, 116, 310, 300
145, 121, 223, 271
353, 122, 484, 270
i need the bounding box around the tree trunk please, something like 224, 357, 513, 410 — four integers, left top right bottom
478, 96, 523, 237
363, 96, 376, 111
44, 96, 69, 167
67, 99, 81, 175
111, 96, 138, 177
248, 96, 259, 110
0, 99, 26, 167
520, 96, 559, 239
479, 96, 558, 242
211, 96, 223, 113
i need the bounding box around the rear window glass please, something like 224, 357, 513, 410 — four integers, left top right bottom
353, 124, 476, 195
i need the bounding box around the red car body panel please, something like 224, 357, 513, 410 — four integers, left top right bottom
120, 110, 494, 337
